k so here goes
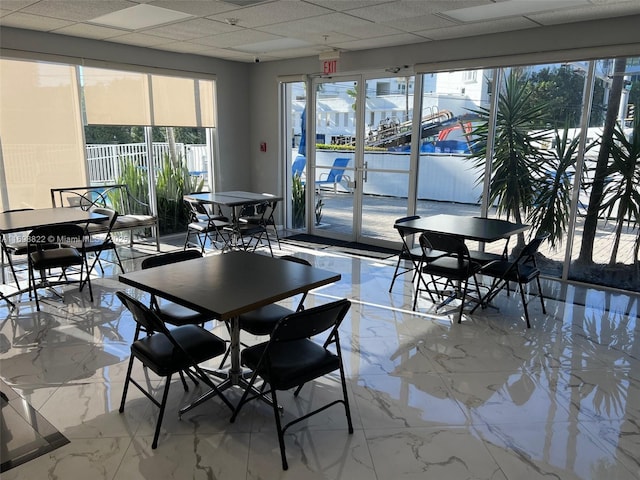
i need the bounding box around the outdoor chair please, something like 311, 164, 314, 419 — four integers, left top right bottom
315, 157, 351, 193
389, 215, 447, 292
116, 291, 233, 449
27, 223, 93, 311
471, 231, 550, 328
229, 298, 354, 470
413, 231, 482, 323
291, 155, 306, 179
83, 207, 124, 276
183, 197, 231, 252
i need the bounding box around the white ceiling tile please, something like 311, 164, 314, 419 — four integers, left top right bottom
382, 14, 458, 33
147, 0, 242, 16
53, 23, 128, 39
0, 12, 73, 31
334, 32, 430, 51
347, 0, 490, 23
419, 16, 539, 41
304, 0, 392, 12
528, 1, 640, 25
107, 32, 175, 47
192, 29, 282, 48
206, 0, 332, 28
20, 0, 132, 22
142, 18, 236, 40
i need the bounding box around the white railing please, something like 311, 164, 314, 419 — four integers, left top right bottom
86, 143, 209, 185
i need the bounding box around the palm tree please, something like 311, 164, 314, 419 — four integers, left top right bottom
601, 115, 640, 265
469, 70, 550, 248
528, 125, 582, 249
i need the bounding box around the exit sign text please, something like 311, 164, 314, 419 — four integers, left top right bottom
323, 60, 337, 74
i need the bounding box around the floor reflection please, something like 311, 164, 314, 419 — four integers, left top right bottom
0, 240, 638, 479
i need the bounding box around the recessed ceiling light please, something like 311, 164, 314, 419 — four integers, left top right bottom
89, 4, 193, 31
442, 0, 589, 23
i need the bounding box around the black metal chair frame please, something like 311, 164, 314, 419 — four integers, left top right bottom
413, 231, 482, 323
183, 197, 231, 252
1, 208, 36, 290
218, 255, 311, 368
229, 298, 354, 470
27, 223, 93, 311
226, 204, 273, 256
239, 198, 281, 249
83, 207, 124, 276
472, 232, 549, 328
116, 291, 233, 449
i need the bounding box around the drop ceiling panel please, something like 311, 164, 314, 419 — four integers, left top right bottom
1, 0, 639, 63
206, 0, 332, 29
20, 0, 130, 22
419, 16, 539, 41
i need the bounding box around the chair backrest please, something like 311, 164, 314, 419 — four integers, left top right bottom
420, 231, 471, 269
292, 155, 306, 177
184, 197, 210, 221
518, 231, 550, 265
271, 298, 351, 344
326, 157, 351, 182
141, 249, 202, 270
394, 215, 420, 238
116, 290, 169, 336
89, 207, 118, 231
28, 223, 85, 250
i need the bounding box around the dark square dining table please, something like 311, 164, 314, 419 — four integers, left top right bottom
398, 214, 529, 242
0, 207, 107, 304
118, 250, 341, 413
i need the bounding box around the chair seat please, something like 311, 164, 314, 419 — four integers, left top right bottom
239, 303, 294, 335
242, 339, 340, 391
156, 302, 212, 326
481, 260, 540, 283
423, 256, 479, 281
30, 247, 83, 269
132, 324, 226, 377
469, 250, 504, 265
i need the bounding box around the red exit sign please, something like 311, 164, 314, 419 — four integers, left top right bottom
323, 59, 337, 75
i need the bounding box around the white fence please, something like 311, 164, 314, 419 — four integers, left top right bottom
86, 143, 209, 185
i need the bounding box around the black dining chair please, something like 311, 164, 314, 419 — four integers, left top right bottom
388, 215, 447, 292
27, 223, 93, 311
1, 208, 36, 289
183, 197, 231, 252
224, 204, 273, 256
472, 231, 550, 328
218, 255, 311, 367
116, 291, 233, 449
140, 249, 216, 330
238, 196, 281, 249
230, 298, 353, 470
413, 231, 482, 323
83, 207, 124, 276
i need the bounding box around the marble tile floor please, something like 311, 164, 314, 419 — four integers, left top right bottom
0, 242, 638, 480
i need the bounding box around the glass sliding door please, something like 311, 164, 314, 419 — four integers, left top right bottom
359, 74, 415, 245
310, 78, 357, 241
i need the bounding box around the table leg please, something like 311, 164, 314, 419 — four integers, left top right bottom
178, 316, 275, 417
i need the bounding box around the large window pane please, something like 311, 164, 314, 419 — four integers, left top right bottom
568, 57, 640, 291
